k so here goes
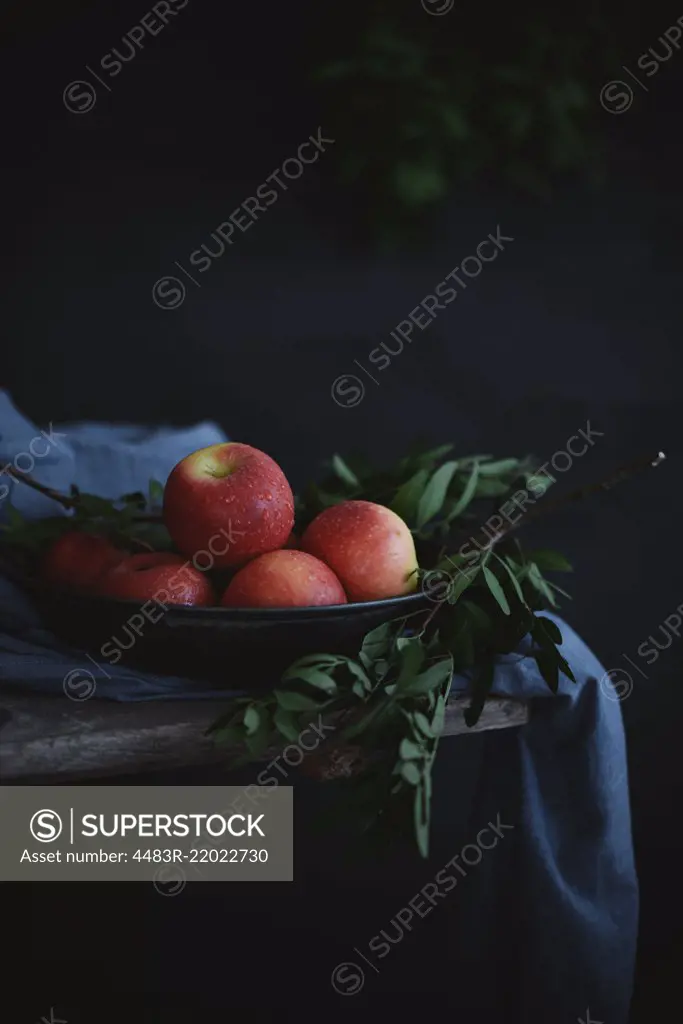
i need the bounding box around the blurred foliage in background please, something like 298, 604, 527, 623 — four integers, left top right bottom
306, 1, 635, 246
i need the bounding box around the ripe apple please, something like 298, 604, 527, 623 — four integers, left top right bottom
221, 549, 347, 608
97, 552, 215, 606
301, 500, 418, 602
163, 442, 294, 568
42, 531, 126, 592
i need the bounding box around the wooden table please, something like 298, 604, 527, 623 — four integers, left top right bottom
0, 689, 529, 782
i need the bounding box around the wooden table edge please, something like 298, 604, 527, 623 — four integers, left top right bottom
0, 690, 529, 782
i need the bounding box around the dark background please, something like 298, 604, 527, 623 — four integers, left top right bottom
3, 0, 683, 1018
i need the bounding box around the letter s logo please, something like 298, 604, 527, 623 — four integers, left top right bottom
30, 809, 63, 842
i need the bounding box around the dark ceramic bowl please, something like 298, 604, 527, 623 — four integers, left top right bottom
31, 586, 430, 689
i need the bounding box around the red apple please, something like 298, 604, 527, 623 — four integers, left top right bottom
221, 549, 347, 608
163, 442, 294, 568
283, 530, 298, 549
42, 531, 126, 592
301, 500, 418, 602
97, 552, 215, 606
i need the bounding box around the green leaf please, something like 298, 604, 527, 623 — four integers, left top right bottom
494, 554, 526, 606
342, 696, 392, 740
148, 479, 164, 506
273, 707, 301, 743
525, 471, 553, 497
448, 462, 481, 519
413, 444, 454, 469
242, 705, 271, 758
76, 494, 119, 517
331, 454, 360, 488
413, 712, 434, 738
462, 600, 492, 632
527, 563, 557, 607
359, 621, 392, 667
557, 653, 577, 684
243, 706, 260, 736
437, 550, 473, 572
472, 478, 514, 498
416, 460, 460, 528
534, 650, 559, 693
527, 549, 573, 572
396, 635, 416, 651
431, 694, 447, 734
283, 653, 344, 670
400, 761, 421, 786
483, 566, 511, 616
464, 659, 495, 727
395, 639, 426, 691
245, 721, 271, 759
209, 724, 243, 746
374, 659, 390, 682
477, 458, 520, 476
446, 565, 479, 604
534, 616, 563, 646
402, 656, 453, 696
441, 610, 475, 669
281, 666, 337, 695
400, 737, 424, 760
274, 690, 324, 711
390, 468, 429, 523
345, 661, 373, 692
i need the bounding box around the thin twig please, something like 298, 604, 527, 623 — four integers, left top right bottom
479, 450, 666, 549
3, 465, 77, 508
517, 450, 665, 527
2, 465, 162, 520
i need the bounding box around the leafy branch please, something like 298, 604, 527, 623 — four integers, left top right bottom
208, 541, 574, 857
0, 471, 170, 558
213, 444, 664, 855
214, 443, 582, 856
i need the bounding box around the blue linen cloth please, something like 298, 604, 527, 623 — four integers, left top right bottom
0, 390, 637, 1021
448, 632, 638, 1023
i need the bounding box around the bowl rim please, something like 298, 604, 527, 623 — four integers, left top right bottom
35, 586, 429, 621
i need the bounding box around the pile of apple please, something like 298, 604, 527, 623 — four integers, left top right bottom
40, 443, 419, 608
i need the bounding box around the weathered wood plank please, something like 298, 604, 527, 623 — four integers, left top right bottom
0, 690, 529, 782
